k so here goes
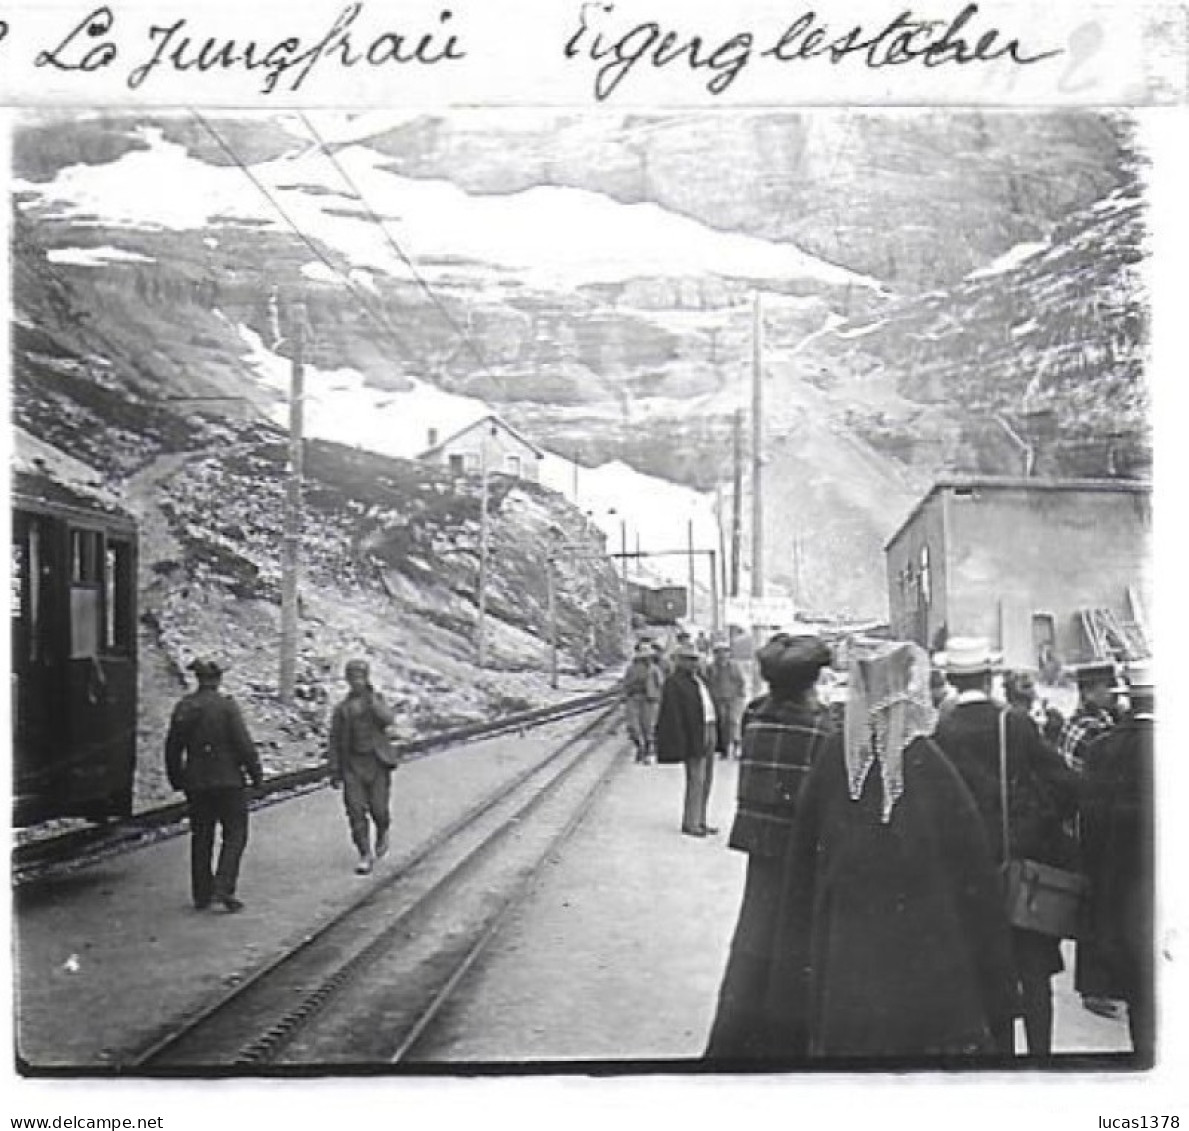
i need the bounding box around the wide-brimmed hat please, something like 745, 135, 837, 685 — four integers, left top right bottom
1074, 660, 1117, 688
712, 640, 731, 653
189, 657, 223, 678
634, 639, 653, 656
932, 637, 1002, 676
1126, 659, 1154, 693
674, 643, 702, 661
345, 658, 371, 676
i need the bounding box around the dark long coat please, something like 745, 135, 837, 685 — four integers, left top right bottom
705, 696, 836, 1062
764, 737, 1018, 1061
934, 700, 1079, 867
655, 668, 708, 764
165, 688, 262, 793
1076, 714, 1154, 1002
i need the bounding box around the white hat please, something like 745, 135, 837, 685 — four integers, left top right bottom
932, 636, 1002, 676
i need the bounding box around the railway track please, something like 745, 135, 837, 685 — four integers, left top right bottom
125, 703, 624, 1070
13, 690, 616, 887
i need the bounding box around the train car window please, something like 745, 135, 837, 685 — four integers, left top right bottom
104, 540, 134, 654
70, 588, 102, 657
70, 528, 105, 658
11, 542, 23, 619
14, 517, 46, 663
71, 529, 103, 584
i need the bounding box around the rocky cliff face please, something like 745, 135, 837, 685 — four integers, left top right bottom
355, 110, 1137, 291
12, 109, 1149, 622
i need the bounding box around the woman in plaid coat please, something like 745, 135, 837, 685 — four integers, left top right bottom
705, 634, 836, 1061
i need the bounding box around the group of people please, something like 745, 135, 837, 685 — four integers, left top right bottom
164, 656, 400, 912
701, 632, 1155, 1064
621, 632, 748, 823
164, 633, 1154, 1065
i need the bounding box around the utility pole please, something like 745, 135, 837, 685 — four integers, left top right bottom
546, 556, 558, 689
477, 427, 491, 667
687, 517, 696, 623
750, 292, 764, 601
714, 481, 729, 615
709, 548, 720, 635
731, 408, 743, 598
620, 519, 631, 651
279, 300, 304, 704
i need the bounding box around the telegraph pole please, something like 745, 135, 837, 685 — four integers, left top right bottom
279, 300, 304, 704
730, 408, 743, 598
477, 444, 490, 667
620, 519, 631, 651
546, 556, 559, 689
687, 517, 696, 623
750, 292, 764, 601
710, 549, 720, 635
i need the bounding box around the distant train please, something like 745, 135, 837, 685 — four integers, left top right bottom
628, 581, 688, 626
11, 471, 139, 826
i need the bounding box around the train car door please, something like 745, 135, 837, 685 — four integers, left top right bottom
12, 508, 67, 821
63, 524, 137, 818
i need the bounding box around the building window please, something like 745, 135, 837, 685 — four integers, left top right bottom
506, 454, 521, 477
919, 545, 931, 607
464, 452, 480, 473
448, 454, 464, 473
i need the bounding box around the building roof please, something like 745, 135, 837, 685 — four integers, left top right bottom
418, 413, 546, 460
12, 468, 137, 531
884, 476, 1152, 552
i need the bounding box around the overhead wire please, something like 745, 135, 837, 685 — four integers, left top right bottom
188, 108, 431, 375
296, 110, 508, 397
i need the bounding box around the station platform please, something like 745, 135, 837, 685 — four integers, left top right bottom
13, 717, 1130, 1070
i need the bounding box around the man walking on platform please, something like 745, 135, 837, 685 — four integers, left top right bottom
656, 642, 718, 837
165, 658, 263, 913
707, 641, 748, 759
329, 659, 398, 875
622, 640, 663, 763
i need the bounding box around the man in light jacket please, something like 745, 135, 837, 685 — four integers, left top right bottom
329, 658, 397, 875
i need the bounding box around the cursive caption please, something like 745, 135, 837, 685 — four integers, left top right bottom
565, 2, 1065, 100
0, 1, 1065, 98
26, 3, 465, 93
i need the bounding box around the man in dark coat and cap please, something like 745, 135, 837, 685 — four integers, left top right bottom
1057, 661, 1119, 773
1077, 659, 1156, 1062
705, 633, 835, 1061
933, 637, 1080, 1058
655, 641, 718, 836
165, 658, 264, 912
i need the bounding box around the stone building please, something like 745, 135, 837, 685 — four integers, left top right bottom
884, 477, 1151, 671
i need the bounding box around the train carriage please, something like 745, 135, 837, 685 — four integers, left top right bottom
627, 581, 688, 626
11, 471, 139, 826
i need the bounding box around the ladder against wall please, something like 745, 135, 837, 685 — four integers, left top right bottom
1079, 589, 1151, 662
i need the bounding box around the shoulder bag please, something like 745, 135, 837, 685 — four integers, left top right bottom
998, 710, 1087, 938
